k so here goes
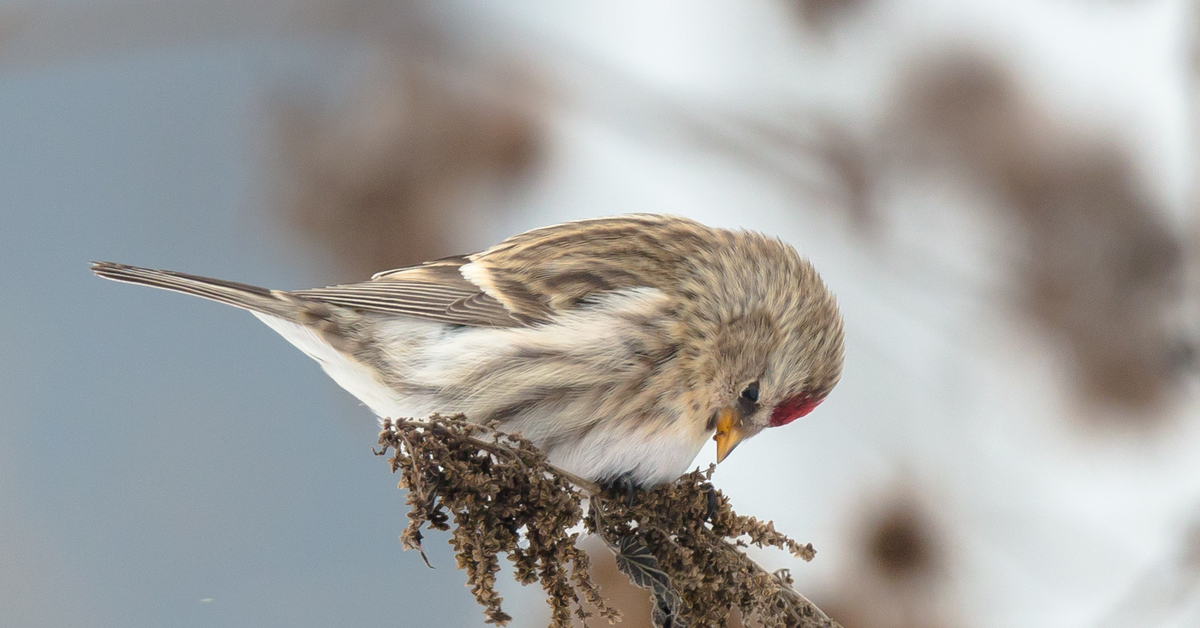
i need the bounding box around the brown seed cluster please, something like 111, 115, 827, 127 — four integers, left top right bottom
378, 415, 608, 626
376, 415, 841, 628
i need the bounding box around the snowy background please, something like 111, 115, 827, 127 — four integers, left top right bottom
2, 1, 1199, 627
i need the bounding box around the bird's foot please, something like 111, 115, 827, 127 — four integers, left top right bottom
601, 474, 641, 508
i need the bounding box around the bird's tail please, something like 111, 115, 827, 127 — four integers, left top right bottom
90, 261, 301, 320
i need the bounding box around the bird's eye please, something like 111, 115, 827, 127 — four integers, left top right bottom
740, 382, 760, 404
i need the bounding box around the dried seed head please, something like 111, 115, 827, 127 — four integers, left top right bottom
378, 415, 840, 628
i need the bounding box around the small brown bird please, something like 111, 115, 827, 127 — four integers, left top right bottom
92, 214, 844, 486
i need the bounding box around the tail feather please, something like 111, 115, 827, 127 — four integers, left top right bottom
90, 261, 299, 320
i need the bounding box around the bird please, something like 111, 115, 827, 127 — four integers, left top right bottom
92, 214, 844, 486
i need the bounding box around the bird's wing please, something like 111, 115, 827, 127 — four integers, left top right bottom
458, 214, 718, 320
299, 215, 720, 327
291, 256, 527, 327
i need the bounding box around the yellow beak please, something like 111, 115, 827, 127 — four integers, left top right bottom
713, 406, 746, 463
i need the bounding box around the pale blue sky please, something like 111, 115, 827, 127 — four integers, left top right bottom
0, 42, 486, 627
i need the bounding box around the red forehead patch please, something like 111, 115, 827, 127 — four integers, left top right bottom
768, 395, 823, 427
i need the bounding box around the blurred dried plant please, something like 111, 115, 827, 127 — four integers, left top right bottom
824, 498, 953, 628
274, 60, 545, 281
785, 0, 871, 33
865, 504, 937, 581
891, 52, 1190, 412
376, 415, 841, 628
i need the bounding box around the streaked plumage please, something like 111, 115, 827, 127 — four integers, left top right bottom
92, 214, 844, 485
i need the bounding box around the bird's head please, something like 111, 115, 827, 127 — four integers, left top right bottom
675, 232, 844, 463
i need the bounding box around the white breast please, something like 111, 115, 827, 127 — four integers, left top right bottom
546, 420, 712, 486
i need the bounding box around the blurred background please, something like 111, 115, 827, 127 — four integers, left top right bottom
3, 0, 1200, 626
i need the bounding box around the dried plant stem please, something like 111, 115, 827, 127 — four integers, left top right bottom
378, 414, 841, 628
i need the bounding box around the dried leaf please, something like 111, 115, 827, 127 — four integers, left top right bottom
609, 536, 684, 628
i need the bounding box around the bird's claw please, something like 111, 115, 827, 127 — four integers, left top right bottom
704, 485, 718, 522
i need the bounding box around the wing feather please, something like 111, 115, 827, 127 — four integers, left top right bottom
461, 214, 719, 318
293, 215, 719, 328
291, 282, 519, 327
292, 257, 524, 327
